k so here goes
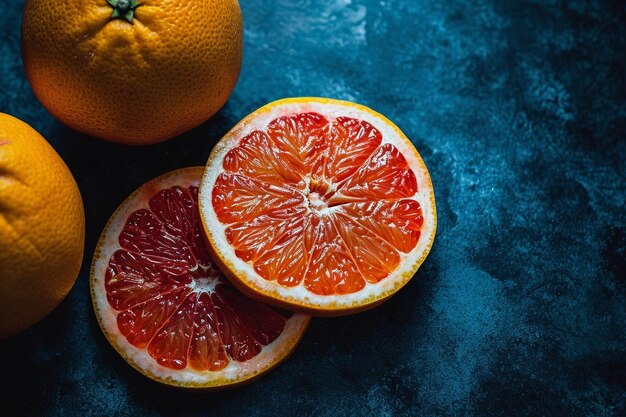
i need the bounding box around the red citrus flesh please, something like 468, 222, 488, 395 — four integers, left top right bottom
211, 113, 425, 296
103, 182, 294, 371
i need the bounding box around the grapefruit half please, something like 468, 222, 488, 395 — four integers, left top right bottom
199, 98, 436, 316
91, 167, 309, 389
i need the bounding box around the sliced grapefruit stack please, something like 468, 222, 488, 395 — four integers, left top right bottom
91, 98, 436, 388
199, 98, 436, 316
91, 168, 309, 389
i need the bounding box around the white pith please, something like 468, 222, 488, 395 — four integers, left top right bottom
199, 98, 437, 312
189, 275, 220, 294
91, 167, 309, 387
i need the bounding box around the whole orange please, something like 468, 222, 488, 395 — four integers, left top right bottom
0, 113, 85, 338
21, 0, 243, 145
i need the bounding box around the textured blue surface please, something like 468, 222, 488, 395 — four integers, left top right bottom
1, 1, 625, 416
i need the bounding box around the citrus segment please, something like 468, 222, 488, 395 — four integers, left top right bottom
324, 117, 382, 183
304, 215, 363, 295
253, 211, 316, 288
118, 288, 191, 349
334, 143, 418, 202
91, 167, 309, 388
223, 131, 303, 185
119, 209, 196, 273
340, 200, 424, 254
266, 112, 330, 177
148, 293, 196, 369
188, 292, 228, 371
212, 173, 305, 224
331, 213, 401, 283
200, 98, 436, 315
105, 251, 186, 311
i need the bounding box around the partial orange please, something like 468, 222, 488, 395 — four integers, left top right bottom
22, 0, 243, 144
0, 113, 85, 338
199, 98, 437, 316
91, 167, 309, 389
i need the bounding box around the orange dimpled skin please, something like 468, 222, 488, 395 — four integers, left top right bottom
0, 113, 85, 338
21, 0, 243, 145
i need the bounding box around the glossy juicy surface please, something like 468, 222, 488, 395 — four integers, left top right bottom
105, 185, 288, 370
213, 113, 424, 295
3, 0, 625, 413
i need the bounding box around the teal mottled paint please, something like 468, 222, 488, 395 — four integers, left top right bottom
0, 1, 624, 416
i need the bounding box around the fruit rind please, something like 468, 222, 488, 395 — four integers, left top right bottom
22, 0, 243, 144
90, 167, 310, 389
0, 113, 85, 338
199, 98, 437, 316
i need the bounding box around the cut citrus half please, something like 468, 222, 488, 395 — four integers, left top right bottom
199, 98, 436, 316
90, 167, 309, 389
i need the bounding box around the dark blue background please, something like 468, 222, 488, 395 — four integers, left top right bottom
1, 1, 625, 416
